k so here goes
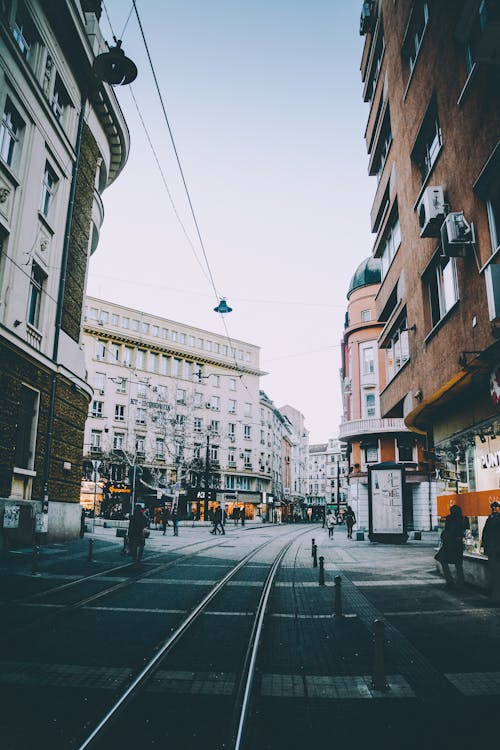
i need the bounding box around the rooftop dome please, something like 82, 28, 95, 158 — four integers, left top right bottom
347, 256, 381, 298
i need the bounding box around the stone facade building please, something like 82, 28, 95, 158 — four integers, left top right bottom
0, 1, 130, 547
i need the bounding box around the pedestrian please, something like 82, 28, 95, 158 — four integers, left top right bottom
161, 506, 170, 535
212, 505, 225, 535
345, 505, 356, 539
128, 504, 148, 566
326, 512, 335, 539
80, 507, 86, 538
435, 504, 469, 587
240, 506, 245, 526
233, 506, 240, 526
172, 510, 179, 536
481, 500, 500, 602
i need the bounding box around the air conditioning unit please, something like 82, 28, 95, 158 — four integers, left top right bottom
417, 186, 446, 237
98, 389, 105, 395
239, 453, 244, 458
440, 212, 475, 257
206, 402, 212, 409
151, 386, 158, 392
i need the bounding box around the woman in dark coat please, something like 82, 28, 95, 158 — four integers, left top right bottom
438, 505, 469, 587
128, 505, 148, 566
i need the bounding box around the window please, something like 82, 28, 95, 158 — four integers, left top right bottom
361, 309, 372, 322
40, 162, 58, 217
228, 448, 236, 465
94, 372, 105, 391
152, 325, 159, 336
475, 145, 500, 255
397, 437, 414, 462
141, 321, 150, 334
157, 385, 167, 399
111, 314, 119, 326
244, 425, 252, 440
113, 432, 124, 450
136, 350, 145, 369
212, 374, 220, 387
156, 438, 165, 459
211, 395, 220, 411
149, 352, 158, 372
380, 212, 401, 278
132, 319, 140, 331
51, 73, 71, 122
385, 317, 410, 380
412, 99, 442, 184
183, 361, 192, 379
136, 435, 145, 455
244, 402, 252, 417
365, 393, 377, 418
228, 423, 236, 438
161, 328, 168, 339
12, 3, 37, 59
175, 414, 185, 427
136, 408, 146, 425
426, 254, 459, 328
110, 343, 120, 362
121, 316, 129, 329
365, 21, 385, 103
402, 2, 429, 77
362, 346, 375, 376
210, 419, 220, 435
244, 449, 252, 467
229, 378, 236, 391
204, 340, 212, 352
160, 355, 169, 375
90, 430, 102, 453
197, 338, 203, 349
116, 378, 127, 394
193, 443, 202, 460
179, 332, 186, 344
91, 401, 103, 418
0, 99, 24, 168
364, 444, 379, 463
123, 347, 132, 367
137, 381, 148, 398
14, 385, 39, 469
209, 444, 219, 462
229, 399, 237, 414
188, 335, 195, 346
95, 340, 106, 360
115, 404, 125, 422
176, 388, 186, 404
371, 107, 392, 183
27, 262, 45, 328
172, 358, 181, 377
194, 417, 202, 432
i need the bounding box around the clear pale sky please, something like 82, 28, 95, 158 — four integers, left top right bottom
87, 1, 375, 443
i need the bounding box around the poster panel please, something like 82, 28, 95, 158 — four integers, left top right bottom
370, 465, 404, 534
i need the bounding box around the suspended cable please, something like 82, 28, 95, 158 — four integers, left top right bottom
131, 0, 220, 306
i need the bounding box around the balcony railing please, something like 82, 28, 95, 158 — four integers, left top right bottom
338, 417, 409, 440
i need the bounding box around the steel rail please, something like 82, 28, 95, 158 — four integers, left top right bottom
231, 538, 294, 750
75, 532, 284, 750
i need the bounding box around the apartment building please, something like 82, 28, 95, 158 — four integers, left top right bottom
82, 297, 276, 520
279, 405, 309, 518
0, 1, 130, 547
359, 0, 500, 543
340, 256, 435, 531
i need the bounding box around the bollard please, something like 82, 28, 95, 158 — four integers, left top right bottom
372, 619, 388, 691
319, 556, 325, 585
87, 538, 94, 562
312, 544, 318, 567
334, 575, 342, 617
311, 538, 315, 557
31, 544, 40, 576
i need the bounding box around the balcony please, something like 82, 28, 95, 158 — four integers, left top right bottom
339, 417, 408, 440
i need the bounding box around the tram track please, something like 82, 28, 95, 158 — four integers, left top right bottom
75, 526, 309, 750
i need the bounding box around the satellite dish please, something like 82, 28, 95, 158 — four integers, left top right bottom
214, 298, 233, 313
93, 40, 138, 85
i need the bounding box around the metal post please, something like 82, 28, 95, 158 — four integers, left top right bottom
319, 555, 325, 585
372, 619, 388, 691
204, 434, 210, 522
312, 543, 318, 567
311, 538, 315, 556
334, 575, 342, 617
31, 544, 40, 576
87, 538, 94, 562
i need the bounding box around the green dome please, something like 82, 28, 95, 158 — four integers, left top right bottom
347, 256, 381, 298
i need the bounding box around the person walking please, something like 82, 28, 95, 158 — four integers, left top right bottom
436, 504, 469, 587
212, 505, 225, 535
161, 506, 170, 535
326, 512, 336, 539
172, 510, 179, 536
345, 505, 356, 539
128, 504, 148, 567
481, 500, 500, 603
